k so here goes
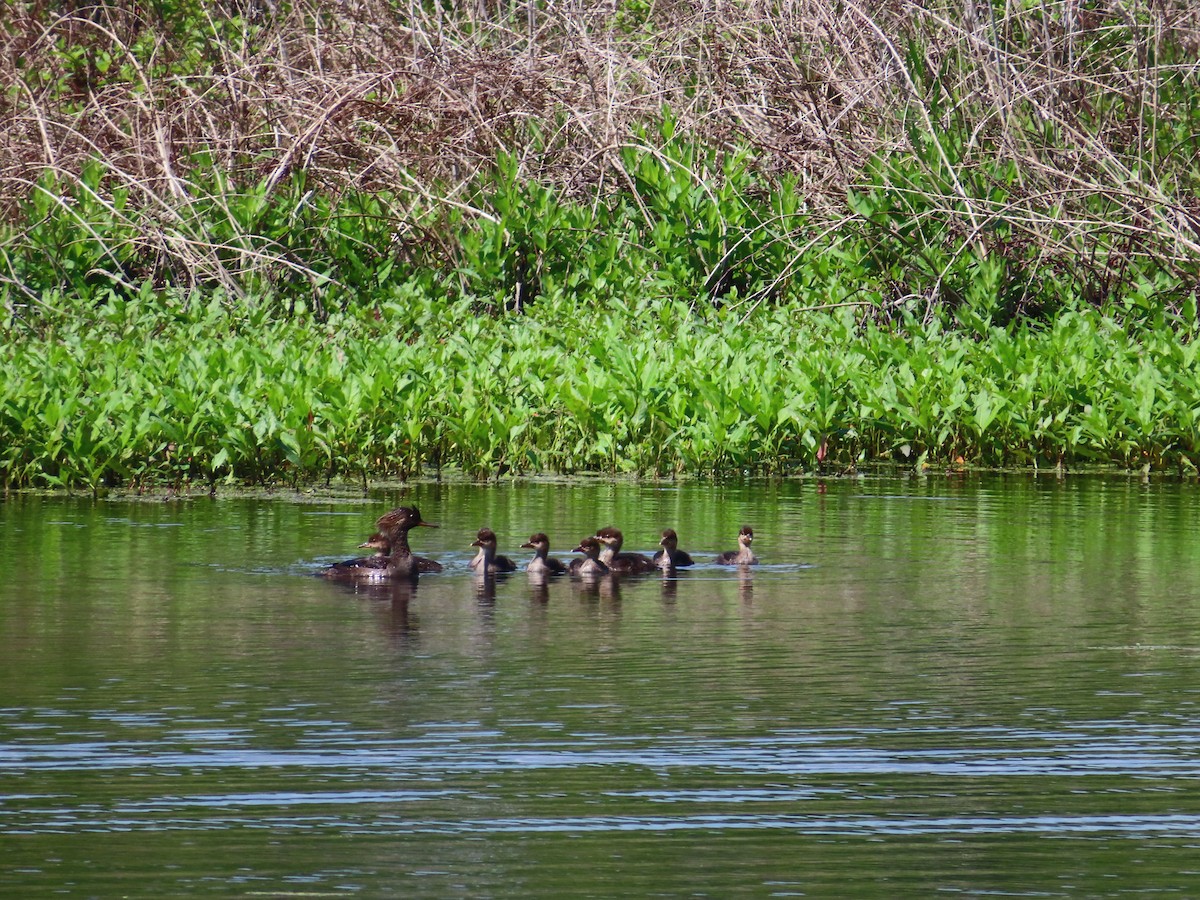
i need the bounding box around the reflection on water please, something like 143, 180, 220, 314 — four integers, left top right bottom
4, 477, 1200, 897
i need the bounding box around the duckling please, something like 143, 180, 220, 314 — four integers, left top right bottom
358, 532, 390, 557
652, 528, 694, 570
521, 532, 568, 576
320, 537, 391, 578
568, 537, 611, 577
715, 526, 758, 565
469, 528, 518, 574
593, 526, 656, 574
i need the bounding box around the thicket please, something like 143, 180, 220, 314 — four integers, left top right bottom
2, 0, 1200, 489
6, 0, 1200, 316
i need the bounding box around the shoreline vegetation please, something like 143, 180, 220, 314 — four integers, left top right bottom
3, 1, 1200, 492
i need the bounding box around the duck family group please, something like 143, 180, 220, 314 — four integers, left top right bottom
320, 506, 758, 580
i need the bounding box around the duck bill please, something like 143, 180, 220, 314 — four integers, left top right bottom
416, 520, 438, 528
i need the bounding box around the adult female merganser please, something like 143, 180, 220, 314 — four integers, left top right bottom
322, 506, 440, 579
521, 533, 567, 575
593, 526, 656, 574
469, 528, 518, 574
568, 537, 611, 577
379, 506, 444, 575
715, 526, 757, 565
652, 528, 694, 570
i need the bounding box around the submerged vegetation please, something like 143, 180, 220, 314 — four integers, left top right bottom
2, 0, 1200, 488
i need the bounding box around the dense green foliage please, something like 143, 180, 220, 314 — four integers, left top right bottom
3, 1, 1200, 487
4, 293, 1199, 493
5, 0, 1200, 317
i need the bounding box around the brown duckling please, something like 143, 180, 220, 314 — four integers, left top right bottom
320, 537, 391, 578
469, 528, 518, 574
521, 533, 567, 576
568, 537, 611, 577
715, 526, 757, 565
652, 528, 694, 570
358, 532, 390, 556
593, 526, 656, 574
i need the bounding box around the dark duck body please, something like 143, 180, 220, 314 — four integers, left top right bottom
715, 526, 758, 565
593, 526, 656, 574
568, 537, 611, 577
469, 528, 518, 574
320, 532, 391, 577
321, 506, 440, 580
522, 533, 567, 575
356, 526, 443, 575
652, 528, 694, 570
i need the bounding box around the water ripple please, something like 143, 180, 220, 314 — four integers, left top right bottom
6, 810, 1200, 838
3, 725, 1198, 777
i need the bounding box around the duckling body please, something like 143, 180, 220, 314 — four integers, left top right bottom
469, 528, 518, 574
522, 533, 567, 575
569, 537, 611, 577
319, 531, 390, 577
715, 526, 757, 565
652, 528, 694, 570
593, 526, 656, 574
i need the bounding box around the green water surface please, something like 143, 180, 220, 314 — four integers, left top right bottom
3, 476, 1200, 897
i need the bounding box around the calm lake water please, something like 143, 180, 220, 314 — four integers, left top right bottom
4, 476, 1200, 897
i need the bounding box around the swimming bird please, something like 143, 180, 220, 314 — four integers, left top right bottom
378, 506, 444, 574
521, 533, 567, 576
364, 527, 444, 574
593, 526, 656, 574
568, 537, 611, 577
322, 506, 441, 579
715, 526, 757, 565
319, 536, 392, 578
358, 532, 390, 556
469, 528, 518, 574
652, 528, 694, 570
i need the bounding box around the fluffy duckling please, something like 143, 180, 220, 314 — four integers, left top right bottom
715, 526, 757, 566
652, 528, 694, 570
469, 528, 518, 574
593, 526, 656, 574
521, 532, 568, 576
569, 537, 611, 577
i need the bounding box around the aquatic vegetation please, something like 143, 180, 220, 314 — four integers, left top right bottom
4, 294, 1200, 491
